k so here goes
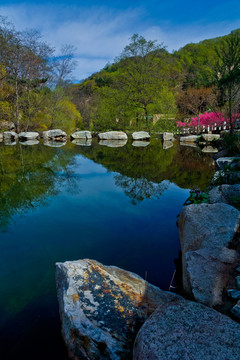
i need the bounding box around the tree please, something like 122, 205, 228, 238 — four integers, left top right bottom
177, 86, 216, 132
116, 34, 166, 129
216, 31, 240, 132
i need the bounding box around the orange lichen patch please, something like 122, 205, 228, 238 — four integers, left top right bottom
102, 288, 114, 297
72, 294, 80, 302
83, 271, 90, 280
103, 281, 109, 288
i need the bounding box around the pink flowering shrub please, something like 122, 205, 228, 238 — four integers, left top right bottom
177, 112, 240, 127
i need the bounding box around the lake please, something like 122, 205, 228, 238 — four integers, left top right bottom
0, 138, 215, 359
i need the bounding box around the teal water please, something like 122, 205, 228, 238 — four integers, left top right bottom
0, 139, 215, 359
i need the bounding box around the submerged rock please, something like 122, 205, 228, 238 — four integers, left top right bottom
3, 131, 18, 141
179, 135, 199, 143
71, 131, 92, 140
133, 297, 240, 360
18, 131, 39, 140
43, 129, 67, 141
201, 145, 218, 153
98, 131, 127, 140
43, 140, 66, 147
163, 140, 173, 149
178, 203, 240, 307
72, 138, 92, 146
99, 139, 127, 147
20, 140, 39, 146
55, 259, 179, 360
202, 133, 220, 142
132, 141, 149, 147
163, 132, 174, 141
132, 131, 150, 140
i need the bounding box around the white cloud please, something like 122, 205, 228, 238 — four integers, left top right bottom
1, 4, 240, 79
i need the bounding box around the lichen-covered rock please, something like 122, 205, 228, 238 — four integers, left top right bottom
98, 139, 127, 147
179, 135, 199, 143
133, 297, 240, 360
209, 184, 240, 206
202, 133, 220, 142
216, 157, 240, 170
71, 131, 92, 140
132, 131, 150, 140
43, 129, 67, 141
98, 131, 127, 140
178, 203, 240, 307
163, 132, 174, 141
56, 259, 179, 360
3, 131, 18, 141
18, 132, 39, 140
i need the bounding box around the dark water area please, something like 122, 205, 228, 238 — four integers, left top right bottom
0, 138, 215, 359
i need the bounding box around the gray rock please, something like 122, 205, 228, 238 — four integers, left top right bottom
227, 289, 240, 300
179, 135, 199, 143
98, 139, 127, 147
211, 170, 240, 185
72, 139, 92, 146
3, 131, 18, 141
201, 145, 218, 153
209, 184, 240, 206
133, 297, 240, 360
98, 131, 127, 140
202, 133, 220, 142
163, 132, 174, 141
163, 140, 173, 149
56, 259, 179, 360
18, 131, 39, 140
231, 300, 240, 321
132, 131, 150, 140
71, 131, 92, 140
179, 203, 240, 307
132, 141, 149, 147
20, 140, 39, 146
42, 129, 67, 141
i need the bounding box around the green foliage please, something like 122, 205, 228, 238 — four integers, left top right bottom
184, 188, 209, 205
222, 133, 240, 155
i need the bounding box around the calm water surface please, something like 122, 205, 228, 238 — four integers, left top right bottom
0, 139, 215, 359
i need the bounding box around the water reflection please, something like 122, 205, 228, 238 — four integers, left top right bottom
132, 140, 150, 147
72, 139, 92, 146
98, 139, 128, 147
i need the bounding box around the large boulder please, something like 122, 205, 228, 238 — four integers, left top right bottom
216, 157, 240, 170
18, 132, 39, 140
179, 135, 199, 143
3, 131, 18, 141
132, 131, 150, 141
163, 132, 174, 141
209, 184, 240, 206
133, 297, 240, 360
71, 131, 92, 140
43, 129, 67, 141
202, 133, 220, 142
56, 259, 179, 360
98, 131, 127, 140
178, 203, 240, 307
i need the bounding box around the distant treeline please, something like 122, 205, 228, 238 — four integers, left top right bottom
70, 31, 240, 132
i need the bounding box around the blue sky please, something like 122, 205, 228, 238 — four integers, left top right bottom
1, 1, 240, 80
